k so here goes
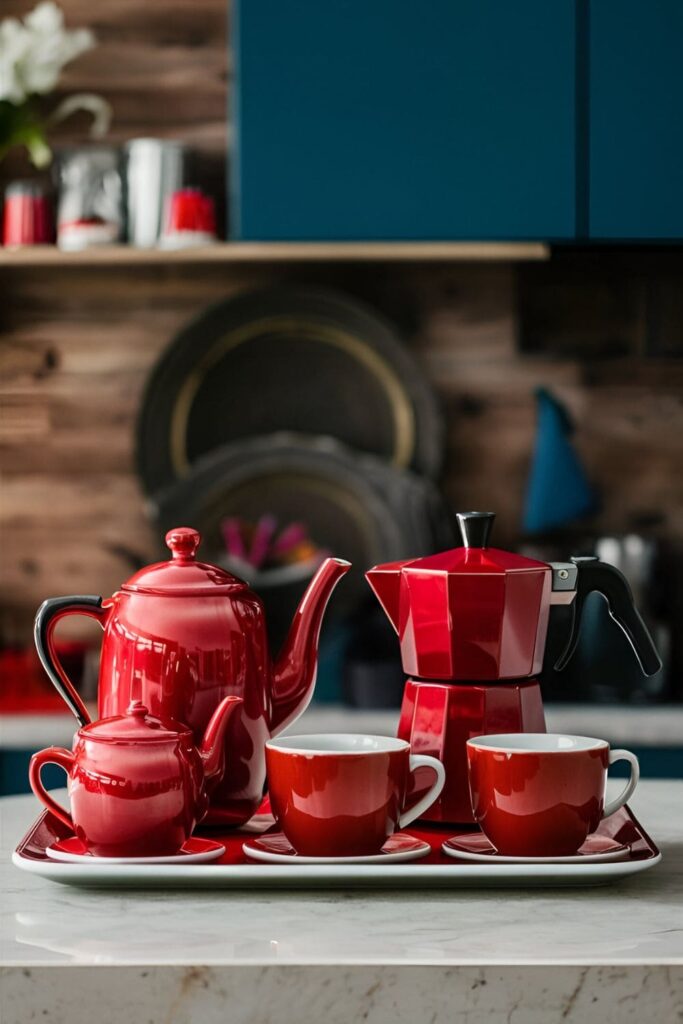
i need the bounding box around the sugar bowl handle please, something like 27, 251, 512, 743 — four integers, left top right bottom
29, 747, 75, 830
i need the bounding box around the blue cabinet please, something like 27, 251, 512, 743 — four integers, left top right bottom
233, 2, 683, 242
589, 0, 683, 240
233, 1, 577, 241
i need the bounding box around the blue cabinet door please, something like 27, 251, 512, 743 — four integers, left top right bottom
233, 1, 576, 241
590, 0, 683, 239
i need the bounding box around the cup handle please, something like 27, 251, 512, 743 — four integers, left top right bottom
399, 754, 446, 828
602, 748, 640, 819
29, 747, 75, 830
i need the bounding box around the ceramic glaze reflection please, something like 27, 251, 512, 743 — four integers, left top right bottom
365, 513, 555, 827
366, 545, 551, 681
365, 511, 659, 829
69, 735, 200, 856
266, 734, 445, 857
466, 734, 638, 857
29, 697, 242, 857
98, 589, 272, 826
33, 528, 350, 827
398, 679, 547, 824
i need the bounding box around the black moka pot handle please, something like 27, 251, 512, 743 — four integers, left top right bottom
553, 557, 662, 676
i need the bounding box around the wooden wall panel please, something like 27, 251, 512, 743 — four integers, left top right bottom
2, 259, 683, 642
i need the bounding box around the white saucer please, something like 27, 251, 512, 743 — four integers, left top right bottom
46, 836, 226, 865
442, 832, 629, 864
243, 831, 431, 865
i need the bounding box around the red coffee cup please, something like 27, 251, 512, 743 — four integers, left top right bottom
467, 733, 640, 857
266, 733, 446, 857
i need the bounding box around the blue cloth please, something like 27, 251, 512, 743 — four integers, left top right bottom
523, 388, 599, 534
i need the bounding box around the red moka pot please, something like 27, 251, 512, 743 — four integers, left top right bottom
367, 512, 661, 824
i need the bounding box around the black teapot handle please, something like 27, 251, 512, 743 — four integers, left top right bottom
553, 557, 662, 676
34, 596, 108, 726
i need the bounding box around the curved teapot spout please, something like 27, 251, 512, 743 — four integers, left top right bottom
199, 695, 243, 786
270, 557, 351, 736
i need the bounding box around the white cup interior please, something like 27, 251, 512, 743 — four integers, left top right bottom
266, 733, 409, 755
467, 733, 608, 753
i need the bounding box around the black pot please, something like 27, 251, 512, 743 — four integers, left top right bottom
150, 433, 455, 621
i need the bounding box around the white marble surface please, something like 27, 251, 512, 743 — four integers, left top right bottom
1, 782, 681, 1023
2, 703, 683, 750
2, 781, 681, 968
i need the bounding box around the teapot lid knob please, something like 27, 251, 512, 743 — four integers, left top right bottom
126, 700, 149, 718
165, 527, 201, 561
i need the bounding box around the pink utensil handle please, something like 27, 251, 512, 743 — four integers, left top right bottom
221, 518, 247, 559
34, 595, 109, 726
399, 754, 446, 828
29, 747, 75, 830
248, 515, 277, 568
603, 748, 640, 818
271, 522, 307, 556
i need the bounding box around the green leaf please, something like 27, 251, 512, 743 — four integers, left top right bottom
0, 99, 52, 168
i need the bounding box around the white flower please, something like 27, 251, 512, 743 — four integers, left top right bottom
0, 18, 31, 103
0, 2, 94, 104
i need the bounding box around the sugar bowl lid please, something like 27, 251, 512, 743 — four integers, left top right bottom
81, 700, 189, 743
121, 527, 247, 596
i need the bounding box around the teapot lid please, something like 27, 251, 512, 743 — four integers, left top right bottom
122, 528, 247, 596
81, 701, 189, 743
402, 512, 549, 574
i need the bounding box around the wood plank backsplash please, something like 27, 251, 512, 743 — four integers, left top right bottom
2, 259, 682, 642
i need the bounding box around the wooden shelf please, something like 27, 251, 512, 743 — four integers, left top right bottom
0, 241, 549, 267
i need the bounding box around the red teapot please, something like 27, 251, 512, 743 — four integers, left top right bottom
34, 527, 350, 826
29, 697, 242, 856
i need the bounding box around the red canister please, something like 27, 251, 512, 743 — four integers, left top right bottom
3, 181, 54, 246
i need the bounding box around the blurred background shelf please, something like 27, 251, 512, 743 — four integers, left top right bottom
0, 242, 550, 267
2, 703, 682, 750
2, 704, 682, 795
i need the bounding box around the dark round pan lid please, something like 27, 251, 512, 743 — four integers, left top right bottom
136, 287, 443, 495
150, 434, 454, 617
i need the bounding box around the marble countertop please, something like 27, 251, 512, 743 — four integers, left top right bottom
2, 780, 682, 970
3, 782, 682, 1023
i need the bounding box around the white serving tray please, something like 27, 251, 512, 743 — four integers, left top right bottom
13, 805, 660, 889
